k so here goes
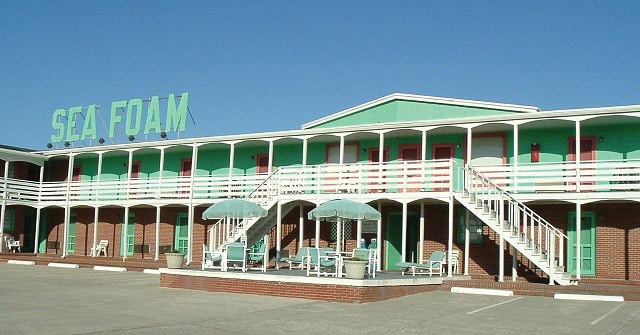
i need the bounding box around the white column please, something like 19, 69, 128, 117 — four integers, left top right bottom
401, 202, 407, 262
276, 201, 282, 259
336, 217, 342, 254
512, 246, 518, 281
302, 138, 308, 166
339, 135, 345, 165
155, 205, 161, 261
33, 165, 45, 254
268, 140, 274, 174
421, 130, 427, 161
122, 150, 133, 260
356, 219, 362, 248
315, 218, 320, 248
576, 202, 582, 280
62, 155, 75, 258
186, 144, 198, 264
298, 204, 304, 249
466, 128, 473, 166
378, 133, 385, 191
157, 148, 165, 198
377, 201, 382, 271
419, 202, 425, 263
575, 120, 581, 192
92, 153, 103, 257
464, 210, 470, 275
513, 124, 519, 192
498, 198, 505, 282
0, 161, 9, 252
228, 143, 235, 195
447, 195, 454, 277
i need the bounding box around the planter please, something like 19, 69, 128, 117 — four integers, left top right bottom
343, 259, 367, 279
165, 253, 185, 269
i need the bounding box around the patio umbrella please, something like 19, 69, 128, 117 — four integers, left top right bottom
202, 198, 267, 220
308, 199, 380, 253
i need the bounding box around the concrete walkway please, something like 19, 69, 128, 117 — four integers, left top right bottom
2, 262, 640, 335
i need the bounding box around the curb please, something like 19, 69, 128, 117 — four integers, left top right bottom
7, 260, 36, 266
48, 262, 80, 269
451, 287, 514, 296
93, 266, 127, 272
554, 293, 624, 302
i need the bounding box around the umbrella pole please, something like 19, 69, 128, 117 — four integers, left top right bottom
337, 218, 342, 253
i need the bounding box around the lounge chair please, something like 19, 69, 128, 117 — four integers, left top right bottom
91, 240, 109, 257
222, 242, 247, 272
279, 246, 311, 270
247, 242, 268, 272
4, 236, 21, 253
397, 250, 445, 276
352, 248, 376, 278
306, 247, 338, 277
202, 244, 222, 270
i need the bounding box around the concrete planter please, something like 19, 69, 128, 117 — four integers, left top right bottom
343, 259, 367, 279
165, 253, 185, 269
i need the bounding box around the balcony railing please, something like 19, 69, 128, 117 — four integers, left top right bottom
2, 159, 639, 204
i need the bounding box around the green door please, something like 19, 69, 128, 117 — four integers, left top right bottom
67, 212, 76, 254
385, 212, 419, 270
175, 213, 189, 254
120, 213, 135, 256
568, 212, 596, 275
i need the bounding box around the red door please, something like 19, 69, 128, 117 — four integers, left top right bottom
400, 144, 421, 192
432, 144, 454, 191
368, 147, 389, 193
256, 154, 269, 174
180, 159, 192, 193
569, 137, 595, 188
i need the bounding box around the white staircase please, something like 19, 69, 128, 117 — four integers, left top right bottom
455, 165, 577, 286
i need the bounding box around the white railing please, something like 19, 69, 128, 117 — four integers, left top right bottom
475, 159, 640, 193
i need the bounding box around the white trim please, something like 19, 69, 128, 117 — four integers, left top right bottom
302, 93, 540, 129
48, 262, 79, 269
451, 287, 514, 296
7, 260, 36, 265
93, 266, 127, 272
554, 293, 624, 302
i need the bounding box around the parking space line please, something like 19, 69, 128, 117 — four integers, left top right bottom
591, 303, 624, 325
466, 297, 523, 315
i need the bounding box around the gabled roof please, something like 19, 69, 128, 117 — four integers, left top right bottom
301, 93, 540, 129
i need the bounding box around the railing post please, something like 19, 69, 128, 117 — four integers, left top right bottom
549, 232, 556, 285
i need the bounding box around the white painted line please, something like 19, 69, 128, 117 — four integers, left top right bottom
48, 263, 79, 269
143, 269, 160, 275
467, 297, 523, 315
591, 303, 625, 325
452, 287, 514, 296
554, 293, 624, 302
93, 266, 127, 272
7, 260, 36, 266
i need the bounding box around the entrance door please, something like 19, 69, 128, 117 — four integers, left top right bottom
368, 147, 389, 193
175, 213, 189, 254
67, 212, 76, 254
180, 159, 192, 193
569, 137, 596, 188
400, 144, 421, 192
256, 154, 269, 174
568, 212, 596, 275
432, 144, 454, 191
120, 213, 135, 256
23, 208, 36, 253
385, 212, 419, 270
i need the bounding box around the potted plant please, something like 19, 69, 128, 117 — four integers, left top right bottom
343, 256, 368, 279
165, 249, 185, 269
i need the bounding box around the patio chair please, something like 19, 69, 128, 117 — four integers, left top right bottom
443, 249, 460, 274
397, 250, 445, 276
279, 246, 311, 270
247, 242, 268, 272
91, 240, 109, 257
202, 244, 222, 270
352, 248, 376, 278
4, 236, 21, 253
222, 242, 247, 272
306, 247, 338, 277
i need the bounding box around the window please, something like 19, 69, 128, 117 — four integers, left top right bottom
457, 210, 483, 244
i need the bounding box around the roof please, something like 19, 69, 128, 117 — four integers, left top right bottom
301, 93, 541, 129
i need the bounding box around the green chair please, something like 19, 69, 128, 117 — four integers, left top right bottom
352, 248, 376, 278
279, 246, 311, 270
223, 242, 247, 272
306, 248, 338, 277
202, 244, 222, 270
247, 242, 268, 272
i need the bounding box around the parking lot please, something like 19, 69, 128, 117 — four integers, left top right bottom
1, 262, 639, 334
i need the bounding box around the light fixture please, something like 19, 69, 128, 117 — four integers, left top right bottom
98, 137, 105, 144
128, 135, 135, 142
46, 143, 53, 149
362, 148, 367, 153
64, 141, 71, 148
599, 136, 604, 142
160, 131, 167, 139
456, 143, 461, 149
250, 155, 255, 160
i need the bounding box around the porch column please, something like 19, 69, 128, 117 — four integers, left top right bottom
0, 161, 9, 252
122, 150, 134, 260
421, 130, 427, 161
62, 155, 75, 258
339, 135, 345, 165
34, 165, 45, 254
512, 246, 518, 281
575, 120, 581, 192
466, 128, 472, 166
401, 201, 408, 262
302, 138, 308, 166
419, 202, 425, 263
298, 204, 304, 249
122, 206, 130, 260
186, 144, 198, 265
498, 198, 505, 282
228, 142, 235, 195
378, 132, 385, 191
464, 210, 470, 275
336, 217, 342, 254
92, 152, 103, 257
276, 200, 282, 259
154, 205, 161, 261
268, 140, 274, 174
513, 124, 519, 191
447, 195, 454, 277
157, 147, 165, 199
576, 202, 582, 280
315, 218, 320, 248
377, 201, 382, 271
356, 219, 362, 248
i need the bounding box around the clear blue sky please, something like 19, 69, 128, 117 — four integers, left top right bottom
1, 1, 639, 150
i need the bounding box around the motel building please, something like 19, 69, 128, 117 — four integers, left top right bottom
2, 93, 640, 289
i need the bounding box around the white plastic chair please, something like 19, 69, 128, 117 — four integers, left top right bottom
5, 236, 21, 253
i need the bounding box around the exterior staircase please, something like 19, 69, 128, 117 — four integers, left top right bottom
455, 165, 577, 286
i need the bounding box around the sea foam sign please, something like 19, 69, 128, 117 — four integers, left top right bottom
50, 92, 189, 143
